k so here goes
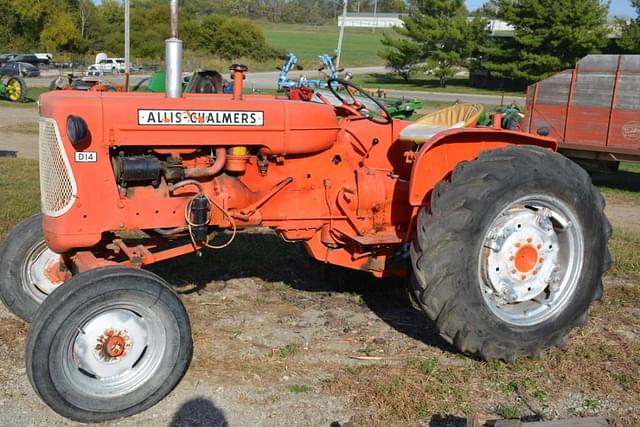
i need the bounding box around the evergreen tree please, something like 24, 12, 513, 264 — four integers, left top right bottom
617, 0, 640, 53
481, 0, 610, 82
379, 0, 487, 85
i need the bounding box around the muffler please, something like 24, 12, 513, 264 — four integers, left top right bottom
165, 0, 182, 98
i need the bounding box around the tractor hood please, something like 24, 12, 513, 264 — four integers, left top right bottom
39, 91, 340, 156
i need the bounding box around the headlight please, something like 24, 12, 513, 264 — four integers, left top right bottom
66, 115, 89, 145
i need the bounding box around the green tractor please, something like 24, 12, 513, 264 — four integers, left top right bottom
0, 74, 27, 102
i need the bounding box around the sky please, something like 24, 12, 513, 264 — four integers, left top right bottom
465, 0, 637, 17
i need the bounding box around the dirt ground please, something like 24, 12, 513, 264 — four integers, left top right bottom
0, 105, 38, 159
0, 206, 637, 427
0, 104, 638, 426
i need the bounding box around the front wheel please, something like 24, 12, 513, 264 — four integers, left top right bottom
26, 267, 193, 422
0, 214, 66, 321
410, 145, 611, 361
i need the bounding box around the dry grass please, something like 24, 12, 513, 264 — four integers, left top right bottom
327, 276, 640, 424
0, 122, 38, 134
609, 228, 640, 275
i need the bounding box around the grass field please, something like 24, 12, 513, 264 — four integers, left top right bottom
261, 23, 387, 69
0, 158, 40, 239
0, 86, 48, 108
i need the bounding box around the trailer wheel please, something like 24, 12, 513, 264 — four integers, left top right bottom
410, 145, 611, 361
26, 266, 192, 422
0, 214, 66, 321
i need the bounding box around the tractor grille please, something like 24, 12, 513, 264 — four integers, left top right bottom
39, 118, 77, 217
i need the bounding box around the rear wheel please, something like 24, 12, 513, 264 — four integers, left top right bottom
410, 145, 611, 361
0, 214, 65, 321
5, 77, 27, 102
26, 266, 192, 423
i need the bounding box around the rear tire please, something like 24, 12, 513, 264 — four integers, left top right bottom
192, 74, 222, 93
0, 214, 64, 321
26, 266, 192, 422
410, 145, 611, 361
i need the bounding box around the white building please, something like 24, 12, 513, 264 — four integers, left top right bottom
488, 19, 515, 36
337, 13, 404, 28
337, 15, 518, 35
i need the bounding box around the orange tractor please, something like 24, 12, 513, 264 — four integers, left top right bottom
0, 4, 610, 423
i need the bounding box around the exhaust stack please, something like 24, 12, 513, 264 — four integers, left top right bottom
165, 0, 182, 98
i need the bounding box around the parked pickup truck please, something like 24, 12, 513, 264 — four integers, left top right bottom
523, 54, 640, 171
87, 58, 125, 74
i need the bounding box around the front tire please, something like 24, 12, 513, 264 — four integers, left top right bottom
0, 214, 64, 321
410, 146, 611, 361
26, 266, 192, 422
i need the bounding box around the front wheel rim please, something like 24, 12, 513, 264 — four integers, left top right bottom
62, 304, 167, 399
21, 241, 63, 301
478, 195, 584, 326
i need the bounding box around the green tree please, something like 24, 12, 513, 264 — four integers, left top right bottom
130, 0, 170, 59
93, 0, 124, 55
197, 15, 277, 61
617, 0, 640, 53
0, 0, 22, 48
379, 0, 407, 13
40, 11, 82, 51
379, 0, 487, 85
481, 0, 610, 82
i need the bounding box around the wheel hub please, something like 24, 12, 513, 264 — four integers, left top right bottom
22, 242, 67, 302
95, 328, 132, 361
71, 308, 154, 390
514, 244, 538, 273
484, 208, 560, 303
478, 195, 584, 326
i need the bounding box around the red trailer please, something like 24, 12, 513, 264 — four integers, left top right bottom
524, 54, 640, 171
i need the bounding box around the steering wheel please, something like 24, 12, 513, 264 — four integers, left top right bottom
327, 78, 392, 125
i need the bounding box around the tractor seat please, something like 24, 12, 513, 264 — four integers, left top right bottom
398, 121, 465, 144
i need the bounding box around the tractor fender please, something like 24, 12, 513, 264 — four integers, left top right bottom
408, 127, 557, 206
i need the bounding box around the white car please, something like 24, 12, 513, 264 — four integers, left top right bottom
87, 58, 125, 75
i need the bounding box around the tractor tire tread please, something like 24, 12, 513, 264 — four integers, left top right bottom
411, 146, 610, 361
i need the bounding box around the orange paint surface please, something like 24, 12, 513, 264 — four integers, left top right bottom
38, 89, 556, 277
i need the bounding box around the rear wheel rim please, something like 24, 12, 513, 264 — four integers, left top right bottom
62, 303, 167, 399
478, 194, 584, 326
6, 79, 21, 101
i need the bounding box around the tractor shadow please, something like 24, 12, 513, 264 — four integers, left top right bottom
591, 167, 640, 193
149, 230, 454, 354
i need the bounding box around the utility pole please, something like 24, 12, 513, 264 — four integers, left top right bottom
336, 0, 348, 69
124, 0, 130, 91
373, 0, 378, 33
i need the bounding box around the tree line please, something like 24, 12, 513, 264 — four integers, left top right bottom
0, 0, 403, 58
381, 0, 640, 86
1, 0, 639, 86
